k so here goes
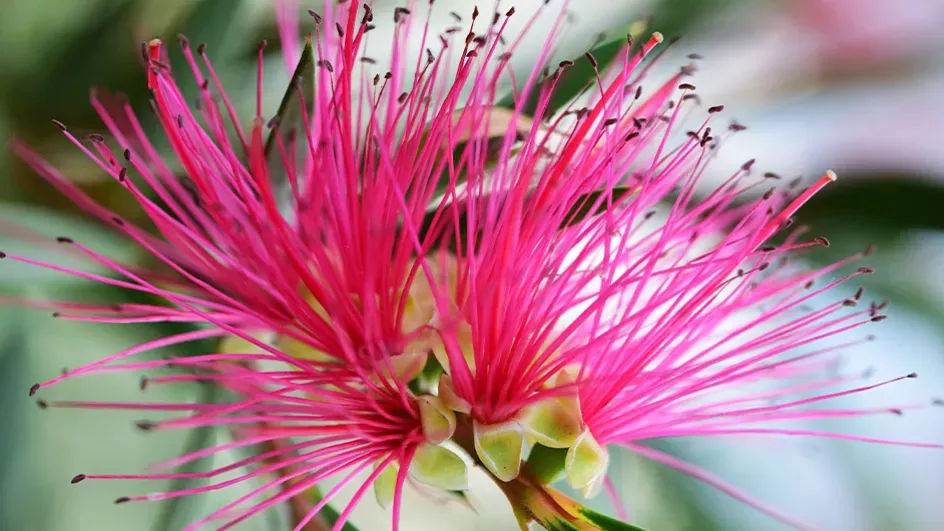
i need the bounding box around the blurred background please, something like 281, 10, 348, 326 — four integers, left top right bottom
1, 0, 943, 529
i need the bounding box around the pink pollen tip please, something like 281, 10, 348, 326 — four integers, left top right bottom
825, 169, 838, 182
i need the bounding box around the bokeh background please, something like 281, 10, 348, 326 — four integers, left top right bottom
1, 0, 943, 529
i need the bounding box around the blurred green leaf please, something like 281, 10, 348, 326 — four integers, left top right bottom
165, 0, 251, 103
0, 306, 46, 531
0, 0, 146, 136
497, 34, 628, 118
797, 174, 944, 234
574, 506, 649, 531
561, 186, 635, 228
150, 384, 221, 531
0, 203, 140, 286
266, 36, 314, 211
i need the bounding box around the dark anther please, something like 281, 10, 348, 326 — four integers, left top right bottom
678, 83, 696, 90
758, 262, 770, 271
118, 168, 127, 182
71, 474, 87, 484
506, 7, 516, 16
864, 243, 876, 256
708, 105, 724, 113
625, 131, 640, 142
857, 267, 875, 274
336, 22, 344, 38
871, 315, 887, 322
37, 399, 48, 409
906, 372, 918, 378
603, 118, 618, 127
760, 245, 776, 252
688, 53, 704, 59
585, 52, 598, 68
814, 236, 830, 247
741, 159, 756, 172
764, 172, 781, 179
308, 10, 322, 24
196, 43, 207, 55
889, 408, 903, 416
56, 237, 74, 244
854, 287, 865, 300
51, 119, 67, 131
762, 189, 774, 200
842, 299, 857, 307
115, 497, 131, 505
29, 384, 40, 396
135, 420, 155, 431
394, 7, 411, 23
559, 60, 575, 69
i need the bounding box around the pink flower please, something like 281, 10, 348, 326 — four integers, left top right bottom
3, 1, 940, 530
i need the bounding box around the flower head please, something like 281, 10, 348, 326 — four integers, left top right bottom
4, 1, 941, 530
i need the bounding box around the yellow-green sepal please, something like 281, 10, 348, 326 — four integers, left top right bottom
473, 419, 524, 482
410, 442, 469, 491
565, 430, 609, 498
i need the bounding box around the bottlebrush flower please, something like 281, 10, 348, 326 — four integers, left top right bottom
3, 1, 941, 531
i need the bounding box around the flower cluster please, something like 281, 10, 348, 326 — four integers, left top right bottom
5, 1, 940, 530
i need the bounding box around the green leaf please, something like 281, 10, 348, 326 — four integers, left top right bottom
796, 174, 944, 233
561, 186, 636, 229
0, 203, 140, 286
265, 36, 315, 211
0, 306, 44, 531
497, 35, 628, 119
168, 0, 249, 95
150, 384, 221, 531
0, 0, 145, 136
574, 507, 650, 531
308, 486, 361, 531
